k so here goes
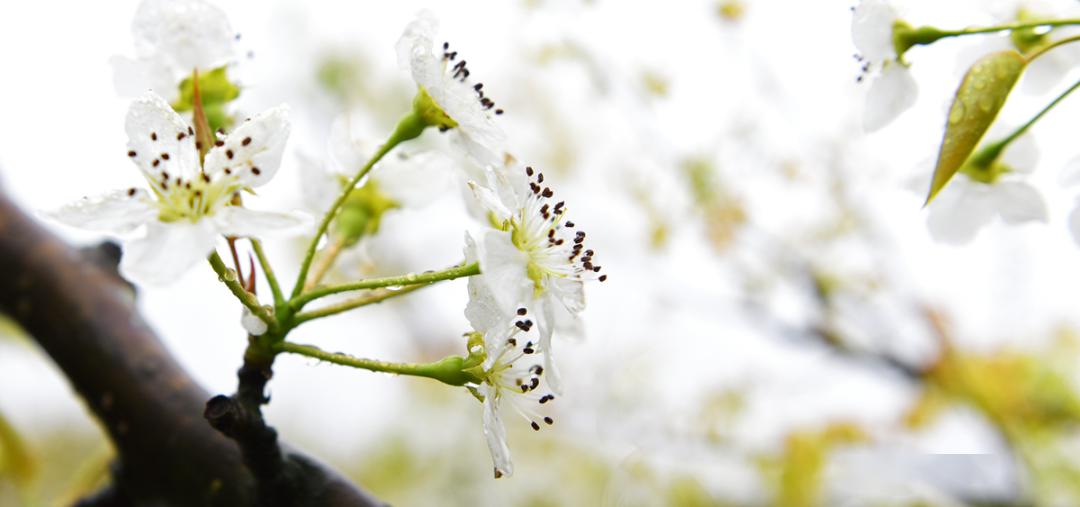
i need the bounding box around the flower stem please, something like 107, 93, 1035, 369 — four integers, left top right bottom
275, 341, 478, 386
292, 284, 428, 326
1025, 34, 1080, 63
303, 235, 346, 292
290, 112, 427, 300
209, 251, 274, 329
1002, 77, 1080, 146
250, 239, 283, 307
939, 19, 1080, 38
292, 261, 480, 310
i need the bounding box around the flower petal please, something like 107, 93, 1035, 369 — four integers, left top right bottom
925, 178, 994, 244
992, 181, 1047, 225
1000, 132, 1039, 174
863, 62, 917, 132
464, 234, 509, 335
126, 93, 200, 181
468, 181, 513, 224
478, 230, 532, 311
375, 151, 452, 208
851, 0, 899, 63
481, 385, 513, 479
46, 189, 156, 234
204, 105, 291, 188
131, 0, 235, 72
214, 207, 311, 237
120, 220, 217, 285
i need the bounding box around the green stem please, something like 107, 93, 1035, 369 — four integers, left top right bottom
939, 19, 1080, 37
1025, 34, 1080, 63
1003, 77, 1080, 145
293, 284, 428, 326
291, 112, 427, 300
303, 234, 346, 292
208, 252, 274, 329
249, 238, 283, 307
292, 261, 480, 310
275, 341, 479, 386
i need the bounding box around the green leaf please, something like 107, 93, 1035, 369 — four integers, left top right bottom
925, 50, 1026, 204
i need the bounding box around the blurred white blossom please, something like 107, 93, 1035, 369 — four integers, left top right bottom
111, 0, 237, 101
852, 0, 918, 131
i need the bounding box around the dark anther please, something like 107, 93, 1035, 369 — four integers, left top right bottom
530, 421, 540, 431
150, 132, 158, 141
127, 150, 137, 157
242, 137, 252, 146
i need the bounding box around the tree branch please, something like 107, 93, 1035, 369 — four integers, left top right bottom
0, 191, 383, 507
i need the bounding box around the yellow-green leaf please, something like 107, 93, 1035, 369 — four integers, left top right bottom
925, 50, 1026, 204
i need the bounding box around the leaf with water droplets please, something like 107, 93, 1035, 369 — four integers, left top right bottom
926, 51, 1026, 205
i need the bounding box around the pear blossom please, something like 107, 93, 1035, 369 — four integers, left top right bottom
396, 11, 507, 166
925, 134, 1046, 244
468, 164, 605, 391
465, 235, 557, 479
111, 0, 237, 101
48, 93, 304, 285
852, 0, 918, 131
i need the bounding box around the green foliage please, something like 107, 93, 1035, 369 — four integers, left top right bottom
926, 50, 1025, 204
172, 66, 240, 133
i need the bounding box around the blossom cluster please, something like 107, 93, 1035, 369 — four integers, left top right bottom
47, 2, 603, 479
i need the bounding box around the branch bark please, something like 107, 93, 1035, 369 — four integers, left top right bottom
0, 192, 382, 507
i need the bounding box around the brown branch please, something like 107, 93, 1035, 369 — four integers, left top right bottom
0, 191, 383, 507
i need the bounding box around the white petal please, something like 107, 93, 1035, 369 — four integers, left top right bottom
241, 308, 268, 336
395, 10, 439, 72
298, 156, 342, 215
464, 234, 510, 335
863, 63, 918, 132
46, 189, 156, 234
992, 181, 1047, 224
481, 385, 513, 478
468, 181, 513, 223
1000, 133, 1039, 174
1069, 200, 1080, 247
120, 220, 217, 285
374, 151, 452, 208
852, 0, 899, 62
328, 112, 377, 174
214, 207, 311, 237
534, 297, 563, 394
126, 93, 200, 181
478, 230, 532, 312
131, 0, 235, 73
204, 105, 291, 188
925, 178, 994, 245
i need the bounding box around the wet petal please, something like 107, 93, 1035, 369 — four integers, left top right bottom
478, 230, 532, 311
46, 189, 156, 234
214, 207, 310, 237
481, 385, 513, 479
120, 220, 217, 285
204, 105, 291, 188
131, 0, 235, 72
126, 93, 200, 182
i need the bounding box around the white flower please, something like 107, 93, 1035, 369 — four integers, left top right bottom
396, 10, 506, 166
111, 0, 236, 101
852, 0, 918, 131
48, 93, 304, 285
465, 235, 557, 479
925, 135, 1046, 244
467, 165, 605, 391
